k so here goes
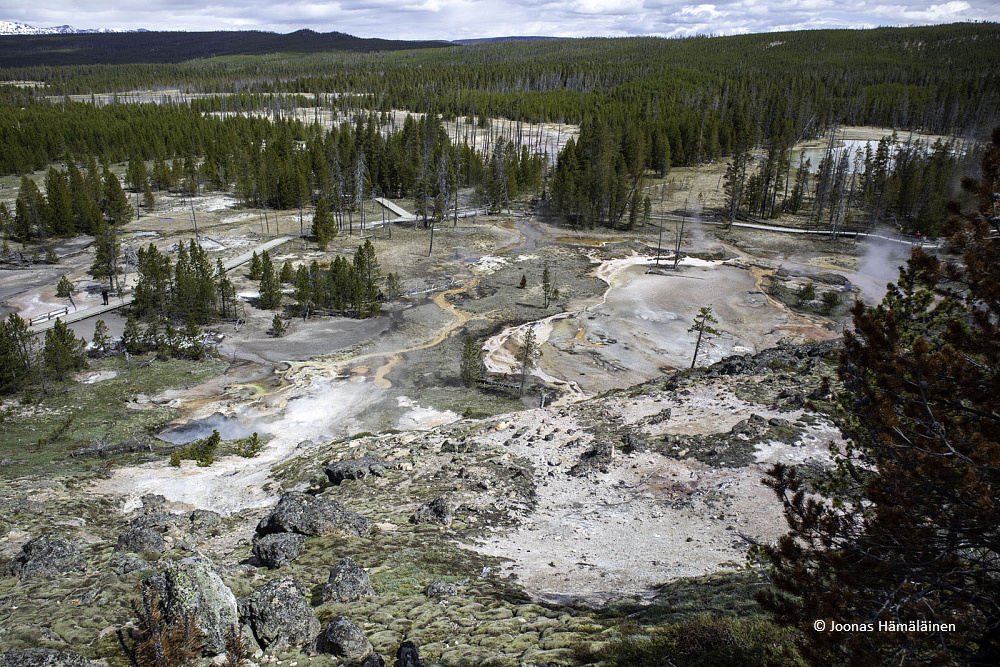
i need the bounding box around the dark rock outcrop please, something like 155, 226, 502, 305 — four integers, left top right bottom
109, 552, 149, 576
257, 492, 371, 537
321, 557, 375, 602
324, 454, 388, 485
6, 534, 86, 579
730, 414, 768, 438
315, 617, 372, 660
252, 533, 305, 569
143, 555, 238, 655
189, 509, 222, 535
115, 525, 166, 554
394, 641, 424, 667
425, 580, 457, 598
243, 578, 320, 653
361, 654, 386, 667
409, 496, 453, 526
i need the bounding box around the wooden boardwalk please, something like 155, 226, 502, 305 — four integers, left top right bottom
27, 236, 294, 334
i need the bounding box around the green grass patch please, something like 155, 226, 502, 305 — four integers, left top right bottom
0, 355, 227, 479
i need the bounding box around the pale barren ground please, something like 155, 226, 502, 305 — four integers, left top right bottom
0, 124, 897, 612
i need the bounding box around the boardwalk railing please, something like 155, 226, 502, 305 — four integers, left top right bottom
28, 307, 69, 327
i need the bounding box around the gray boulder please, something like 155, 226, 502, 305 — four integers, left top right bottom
243, 578, 320, 653
109, 552, 150, 576
315, 617, 372, 660
257, 492, 371, 538
6, 534, 86, 579
361, 655, 386, 667
409, 497, 453, 526
425, 580, 457, 598
324, 454, 388, 485
144, 555, 238, 655
0, 649, 97, 667
130, 511, 182, 537
140, 493, 168, 513
115, 525, 166, 554
252, 533, 305, 569
730, 414, 769, 438
394, 641, 424, 667
321, 557, 375, 602
190, 509, 222, 535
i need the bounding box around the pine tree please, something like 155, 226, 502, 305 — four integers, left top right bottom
0, 313, 34, 394
90, 219, 120, 291
247, 251, 262, 280
56, 275, 74, 298
516, 327, 540, 397
133, 243, 172, 319
102, 168, 133, 226
258, 251, 282, 309
279, 261, 294, 284
42, 318, 87, 381
122, 313, 145, 355
45, 167, 73, 236
269, 313, 287, 337
460, 335, 482, 388
91, 319, 113, 356
313, 197, 335, 249
688, 305, 720, 369
542, 265, 559, 308
215, 260, 235, 319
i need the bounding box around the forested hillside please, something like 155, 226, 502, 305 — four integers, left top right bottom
1, 22, 997, 243
0, 30, 451, 67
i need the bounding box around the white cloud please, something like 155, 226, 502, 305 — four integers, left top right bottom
6, 0, 999, 39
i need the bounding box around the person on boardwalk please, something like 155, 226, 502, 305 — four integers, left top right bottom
101, 289, 109, 305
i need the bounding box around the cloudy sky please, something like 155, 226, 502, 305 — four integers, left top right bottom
6, 0, 998, 40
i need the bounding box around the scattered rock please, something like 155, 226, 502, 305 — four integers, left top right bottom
243, 578, 320, 654
322, 557, 375, 602
130, 511, 181, 536
143, 555, 238, 655
140, 494, 168, 513
109, 552, 149, 576
569, 441, 615, 476
15, 500, 45, 515
425, 580, 457, 598
315, 617, 373, 660
646, 407, 672, 425
0, 648, 97, 667
189, 509, 222, 535
361, 655, 386, 667
325, 454, 388, 485
394, 641, 424, 667
730, 414, 768, 438
252, 533, 305, 569
811, 271, 850, 286
410, 496, 453, 526
6, 534, 86, 579
115, 525, 166, 554
257, 492, 371, 538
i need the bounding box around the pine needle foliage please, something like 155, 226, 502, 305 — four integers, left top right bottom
117, 585, 203, 667
755, 127, 1000, 667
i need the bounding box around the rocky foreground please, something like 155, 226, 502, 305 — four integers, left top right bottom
0, 342, 841, 665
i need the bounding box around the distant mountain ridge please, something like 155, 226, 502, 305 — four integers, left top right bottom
0, 29, 452, 67
451, 36, 564, 45
0, 20, 145, 35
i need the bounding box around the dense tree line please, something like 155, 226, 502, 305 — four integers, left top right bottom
292, 239, 383, 318
1, 23, 997, 241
